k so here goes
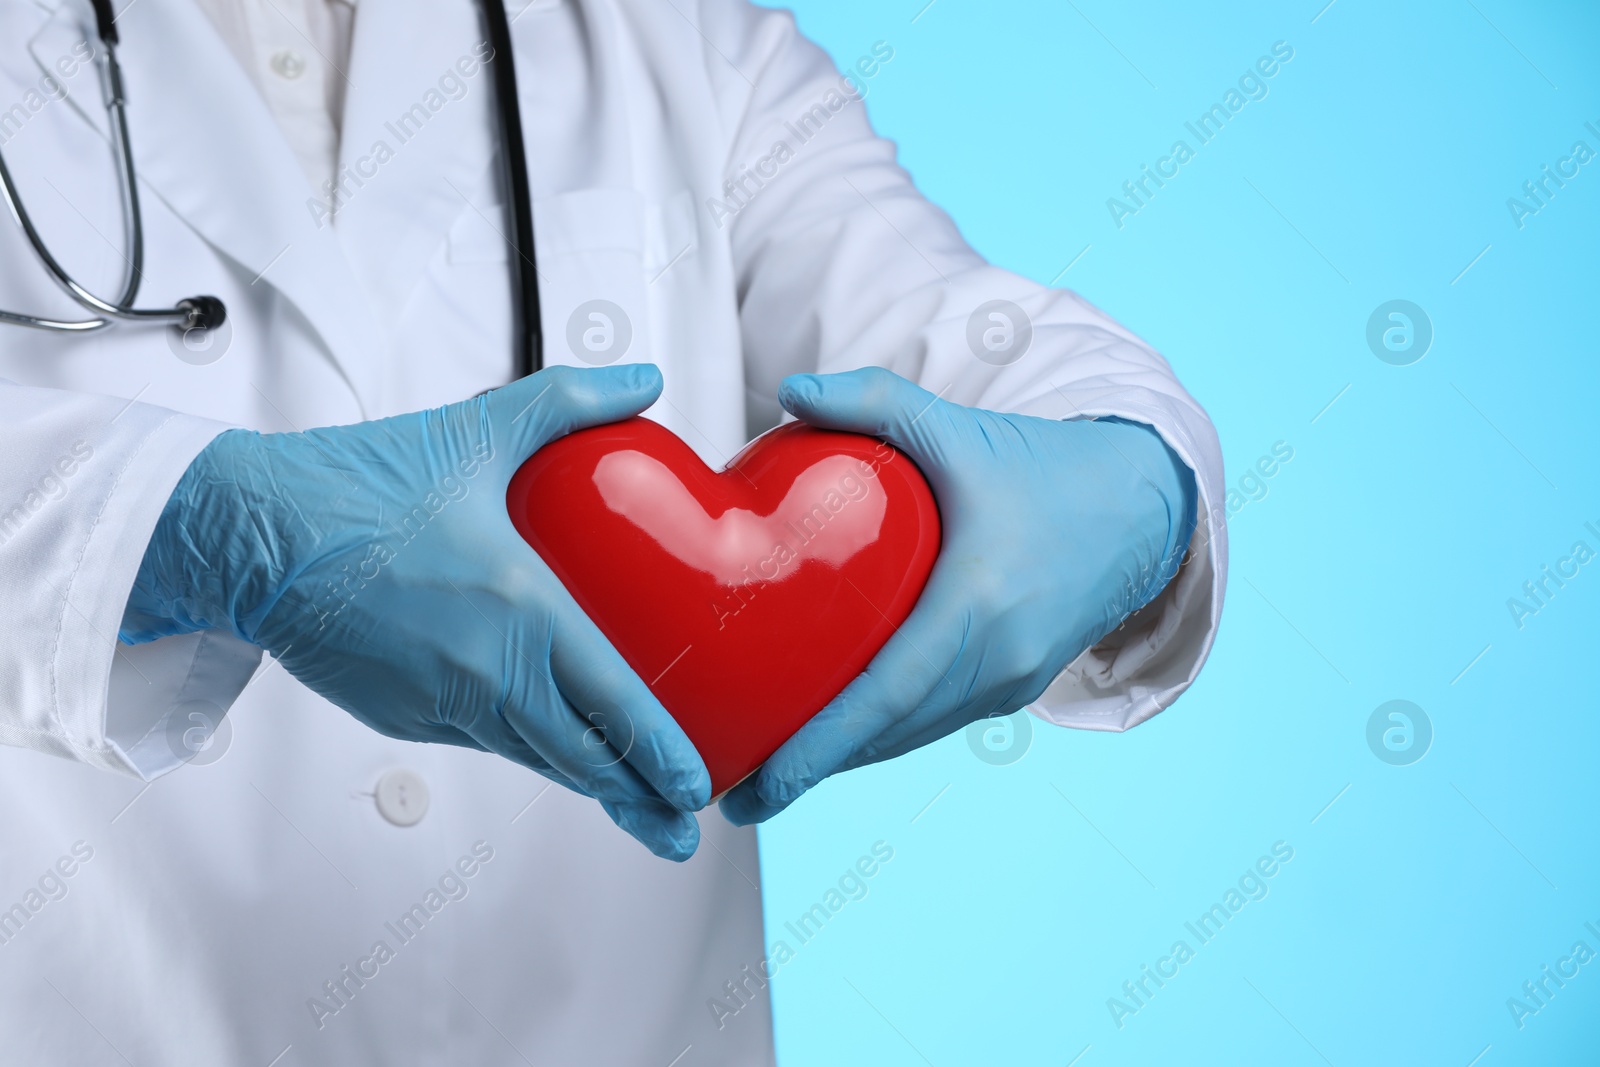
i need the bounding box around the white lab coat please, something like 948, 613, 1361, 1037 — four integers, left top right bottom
0, 0, 1227, 1062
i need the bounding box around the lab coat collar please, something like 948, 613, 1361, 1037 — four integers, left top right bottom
26, 0, 384, 414
331, 0, 499, 330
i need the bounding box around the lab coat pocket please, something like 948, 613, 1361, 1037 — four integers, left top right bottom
555, 189, 673, 370
445, 188, 698, 369
533, 189, 651, 368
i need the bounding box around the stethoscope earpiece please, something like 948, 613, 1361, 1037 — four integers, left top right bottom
178, 296, 227, 333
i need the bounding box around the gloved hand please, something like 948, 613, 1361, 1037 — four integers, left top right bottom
121, 364, 712, 860
719, 367, 1197, 825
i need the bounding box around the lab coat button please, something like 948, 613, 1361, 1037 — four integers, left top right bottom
270, 51, 306, 80
375, 769, 430, 827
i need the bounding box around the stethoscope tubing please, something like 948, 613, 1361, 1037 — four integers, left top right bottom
0, 0, 218, 333
481, 0, 542, 377
0, 0, 541, 373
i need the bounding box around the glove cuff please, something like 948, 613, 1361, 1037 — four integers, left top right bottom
120, 429, 284, 645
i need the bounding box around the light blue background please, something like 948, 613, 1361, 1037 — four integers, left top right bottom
754, 2, 1600, 1064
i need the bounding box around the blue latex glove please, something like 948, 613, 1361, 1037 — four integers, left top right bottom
122, 364, 712, 860
720, 367, 1197, 825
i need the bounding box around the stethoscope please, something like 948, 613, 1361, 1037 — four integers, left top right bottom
0, 0, 544, 377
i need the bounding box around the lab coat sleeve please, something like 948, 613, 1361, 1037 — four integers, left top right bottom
703, 0, 1227, 732
0, 381, 262, 778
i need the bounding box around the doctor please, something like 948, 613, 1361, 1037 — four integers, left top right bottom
0, 0, 1226, 1063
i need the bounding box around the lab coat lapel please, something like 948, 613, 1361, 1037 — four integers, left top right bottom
334, 0, 497, 325
26, 0, 383, 412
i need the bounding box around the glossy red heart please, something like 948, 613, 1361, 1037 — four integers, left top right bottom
507, 417, 941, 797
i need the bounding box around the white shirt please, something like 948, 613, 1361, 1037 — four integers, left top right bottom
190, 0, 356, 191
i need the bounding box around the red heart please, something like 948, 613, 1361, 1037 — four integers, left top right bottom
507, 418, 941, 797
